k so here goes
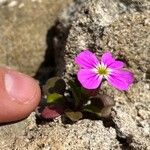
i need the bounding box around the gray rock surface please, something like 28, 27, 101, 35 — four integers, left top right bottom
0, 0, 72, 76
0, 113, 37, 149
62, 0, 150, 80
56, 0, 150, 149
7, 119, 121, 150
0, 0, 150, 150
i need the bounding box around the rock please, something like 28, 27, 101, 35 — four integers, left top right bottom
53, 0, 150, 149
8, 1, 18, 7
0, 113, 36, 149
36, 119, 120, 150
59, 0, 150, 81
98, 13, 150, 149
0, 0, 150, 150
0, 0, 72, 76
0, 0, 7, 5
2, 119, 121, 150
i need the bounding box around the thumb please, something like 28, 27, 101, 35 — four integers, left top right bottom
0, 67, 41, 123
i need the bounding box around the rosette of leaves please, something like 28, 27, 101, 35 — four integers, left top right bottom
38, 77, 115, 122
64, 81, 115, 122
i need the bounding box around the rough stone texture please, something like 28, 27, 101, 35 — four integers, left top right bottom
98, 14, 150, 149
56, 0, 150, 149
61, 0, 150, 81
0, 0, 72, 76
4, 119, 120, 150
0, 113, 37, 149
0, 0, 150, 150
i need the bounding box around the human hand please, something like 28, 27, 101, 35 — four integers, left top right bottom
0, 67, 41, 123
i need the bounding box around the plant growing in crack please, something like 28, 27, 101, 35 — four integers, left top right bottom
36, 50, 134, 122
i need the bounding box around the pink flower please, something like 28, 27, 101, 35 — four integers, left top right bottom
75, 50, 134, 90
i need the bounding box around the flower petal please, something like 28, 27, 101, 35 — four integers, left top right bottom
101, 51, 115, 66
75, 50, 99, 69
108, 60, 125, 69
107, 70, 134, 91
77, 69, 102, 89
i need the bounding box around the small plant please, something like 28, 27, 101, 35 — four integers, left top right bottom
37, 50, 134, 122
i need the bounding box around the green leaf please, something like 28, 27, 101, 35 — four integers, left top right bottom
83, 105, 102, 117
47, 93, 64, 105
65, 110, 83, 122
43, 77, 66, 95
68, 81, 82, 107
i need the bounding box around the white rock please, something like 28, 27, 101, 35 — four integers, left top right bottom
18, 3, 25, 8
8, 1, 18, 7
0, 0, 7, 5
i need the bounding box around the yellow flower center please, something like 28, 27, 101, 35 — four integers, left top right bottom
97, 67, 108, 75
95, 64, 110, 78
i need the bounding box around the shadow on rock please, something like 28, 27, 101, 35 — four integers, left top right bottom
35, 20, 71, 86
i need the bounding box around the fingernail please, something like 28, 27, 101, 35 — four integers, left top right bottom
4, 71, 38, 103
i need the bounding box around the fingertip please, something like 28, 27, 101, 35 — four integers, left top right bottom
0, 67, 41, 123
